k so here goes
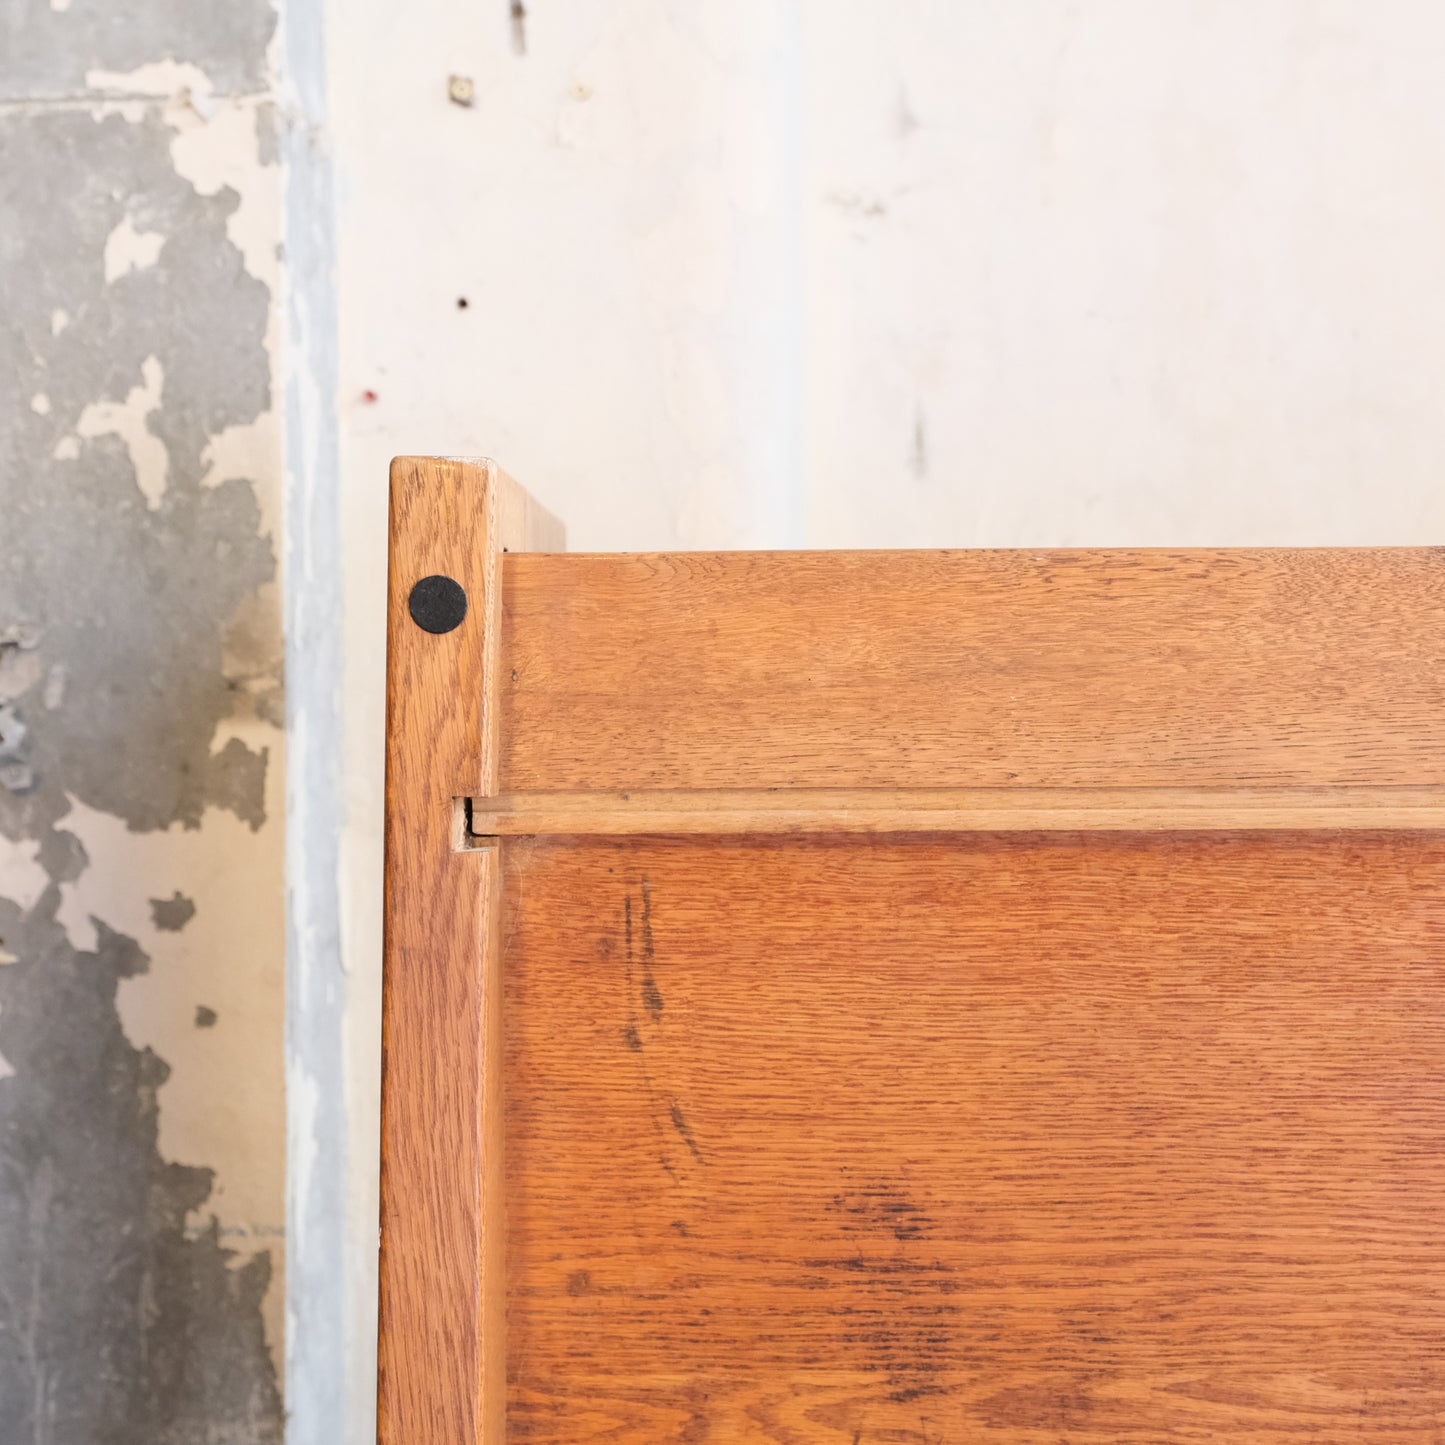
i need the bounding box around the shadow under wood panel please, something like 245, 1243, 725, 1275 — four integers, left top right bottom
501, 830, 1445, 1445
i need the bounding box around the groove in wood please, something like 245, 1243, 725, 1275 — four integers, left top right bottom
465, 785, 1445, 836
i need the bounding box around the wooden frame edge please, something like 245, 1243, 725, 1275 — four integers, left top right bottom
378, 457, 563, 1445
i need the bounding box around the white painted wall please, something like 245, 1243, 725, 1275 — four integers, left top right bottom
307, 2, 1445, 1437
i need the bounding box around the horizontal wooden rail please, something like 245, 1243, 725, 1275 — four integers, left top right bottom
462, 786, 1445, 838
500, 549, 1445, 795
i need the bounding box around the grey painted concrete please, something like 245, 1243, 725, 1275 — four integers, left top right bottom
1, 0, 273, 97
0, 1, 286, 1439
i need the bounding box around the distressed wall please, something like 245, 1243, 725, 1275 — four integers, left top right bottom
0, 0, 286, 1438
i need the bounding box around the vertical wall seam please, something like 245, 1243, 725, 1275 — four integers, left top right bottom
279, 0, 346, 1434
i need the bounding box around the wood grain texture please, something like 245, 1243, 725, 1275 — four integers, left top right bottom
501, 831, 1445, 1443
389, 513, 1443, 1441
468, 785, 1445, 834
498, 548, 1445, 792
379, 457, 563, 1445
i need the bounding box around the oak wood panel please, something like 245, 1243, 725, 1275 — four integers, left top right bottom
468, 784, 1445, 835
498, 548, 1445, 792
501, 830, 1445, 1443
379, 457, 562, 1445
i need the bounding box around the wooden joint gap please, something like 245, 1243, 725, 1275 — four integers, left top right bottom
454, 796, 500, 851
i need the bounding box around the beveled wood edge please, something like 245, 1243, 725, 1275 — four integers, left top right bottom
461, 786, 1445, 837
490, 462, 566, 556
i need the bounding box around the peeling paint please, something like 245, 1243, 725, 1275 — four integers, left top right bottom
0, 892, 282, 1442
85, 59, 219, 101
57, 788, 285, 1358
1, 2, 285, 1432
3, 106, 276, 832
2, 3, 275, 99
103, 212, 167, 282
74, 353, 169, 509
0, 838, 48, 915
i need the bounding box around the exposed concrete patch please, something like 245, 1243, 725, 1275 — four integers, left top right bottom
3, 106, 276, 833
170, 98, 280, 292
56, 784, 286, 1370
1, 6, 274, 101
0, 29, 284, 1439
151, 891, 197, 932
35, 828, 86, 887
208, 736, 271, 832
0, 892, 282, 1442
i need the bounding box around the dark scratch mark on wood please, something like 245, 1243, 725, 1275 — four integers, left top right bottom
888, 1385, 943, 1404
639, 877, 663, 1016
830, 1181, 934, 1242
669, 1102, 704, 1162
622, 887, 680, 1179
816, 1180, 959, 1403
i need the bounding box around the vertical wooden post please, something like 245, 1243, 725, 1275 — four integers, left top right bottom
378, 457, 563, 1445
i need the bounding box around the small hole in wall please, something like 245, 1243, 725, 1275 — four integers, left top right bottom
456, 296, 469, 310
